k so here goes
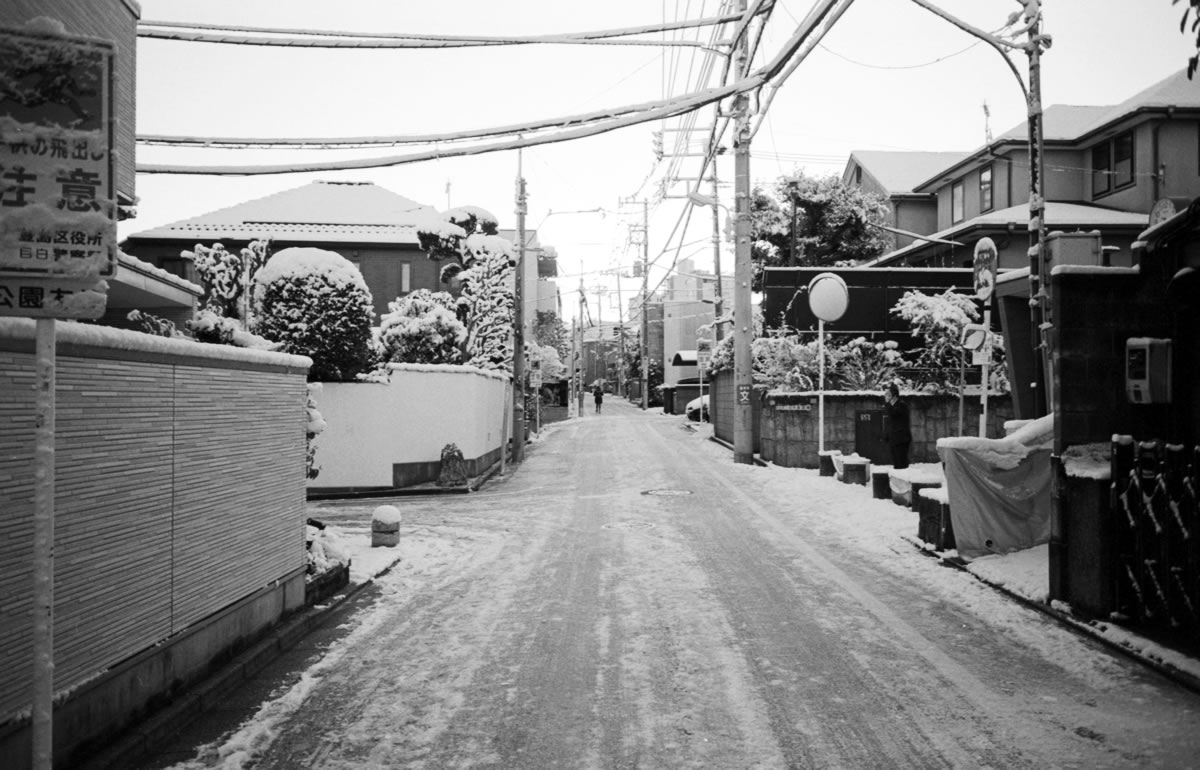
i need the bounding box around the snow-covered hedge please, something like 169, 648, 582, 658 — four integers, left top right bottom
253, 247, 377, 382
379, 289, 465, 365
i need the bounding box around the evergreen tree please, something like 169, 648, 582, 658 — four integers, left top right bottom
748, 172, 892, 289
253, 247, 377, 382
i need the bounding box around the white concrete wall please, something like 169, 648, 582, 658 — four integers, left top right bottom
312, 363, 510, 488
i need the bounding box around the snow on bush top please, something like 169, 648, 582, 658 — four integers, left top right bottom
0, 317, 311, 368
255, 247, 368, 293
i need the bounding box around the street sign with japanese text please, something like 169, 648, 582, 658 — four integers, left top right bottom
737, 384, 751, 405
0, 27, 115, 318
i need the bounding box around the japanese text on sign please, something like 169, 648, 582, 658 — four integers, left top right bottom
0, 28, 116, 284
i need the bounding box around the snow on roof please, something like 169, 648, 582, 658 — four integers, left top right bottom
994, 104, 1114, 143
867, 203, 1148, 266
117, 250, 201, 295
124, 181, 435, 244
848, 150, 970, 194
0, 317, 311, 369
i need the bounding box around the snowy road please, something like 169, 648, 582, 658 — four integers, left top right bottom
161, 399, 1199, 769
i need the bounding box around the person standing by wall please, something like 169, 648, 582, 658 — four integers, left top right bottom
593, 384, 604, 414
882, 383, 911, 469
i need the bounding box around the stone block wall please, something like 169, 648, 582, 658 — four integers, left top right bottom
761, 391, 1013, 469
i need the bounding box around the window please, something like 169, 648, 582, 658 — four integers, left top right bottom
1113, 133, 1133, 188
951, 180, 965, 223
1092, 142, 1111, 195
1092, 130, 1134, 197
400, 262, 411, 293
979, 165, 993, 212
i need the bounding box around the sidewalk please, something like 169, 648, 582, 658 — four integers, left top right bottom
702, 422, 1200, 697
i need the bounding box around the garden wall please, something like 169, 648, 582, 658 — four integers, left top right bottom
0, 319, 311, 769
311, 363, 510, 491
760, 390, 1014, 469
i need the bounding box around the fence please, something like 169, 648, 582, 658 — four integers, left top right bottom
0, 320, 310, 766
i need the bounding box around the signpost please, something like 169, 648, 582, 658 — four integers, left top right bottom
697, 337, 711, 423
807, 272, 849, 453
973, 238, 997, 438
1, 26, 115, 769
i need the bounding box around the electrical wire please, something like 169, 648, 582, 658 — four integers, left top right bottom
817, 40, 982, 70
136, 13, 755, 50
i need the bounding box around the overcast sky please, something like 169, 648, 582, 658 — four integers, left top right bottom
120, 0, 1195, 323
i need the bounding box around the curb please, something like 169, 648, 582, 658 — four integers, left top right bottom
83, 564, 401, 770
903, 535, 1200, 697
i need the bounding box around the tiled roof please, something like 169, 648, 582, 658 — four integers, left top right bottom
867, 202, 1148, 266
993, 69, 1200, 144
125, 180, 433, 244
849, 151, 970, 194
994, 104, 1113, 143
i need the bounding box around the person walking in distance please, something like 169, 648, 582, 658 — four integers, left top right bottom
593, 384, 604, 414
882, 383, 911, 470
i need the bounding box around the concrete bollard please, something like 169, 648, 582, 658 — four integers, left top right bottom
372, 504, 402, 547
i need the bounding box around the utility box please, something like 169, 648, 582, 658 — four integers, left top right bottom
1046, 230, 1103, 267
1125, 337, 1172, 404
855, 410, 892, 465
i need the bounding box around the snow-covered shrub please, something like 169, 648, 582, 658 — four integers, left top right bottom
187, 308, 279, 350
184, 239, 272, 321
379, 289, 466, 365
890, 289, 1008, 394
305, 383, 327, 480
829, 336, 906, 390
413, 206, 515, 371
126, 309, 178, 338
306, 523, 350, 579
253, 247, 377, 382
456, 236, 515, 372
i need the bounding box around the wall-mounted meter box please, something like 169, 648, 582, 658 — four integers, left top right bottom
1125, 338, 1172, 404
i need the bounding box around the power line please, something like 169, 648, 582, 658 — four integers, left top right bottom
137, 12, 753, 50
817, 40, 982, 70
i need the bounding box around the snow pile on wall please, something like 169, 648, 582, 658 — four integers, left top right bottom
0, 317, 310, 368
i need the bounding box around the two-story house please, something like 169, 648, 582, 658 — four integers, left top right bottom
858, 68, 1200, 273
840, 150, 967, 250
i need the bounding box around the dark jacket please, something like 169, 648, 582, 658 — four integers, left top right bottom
593, 387, 603, 403
883, 398, 912, 446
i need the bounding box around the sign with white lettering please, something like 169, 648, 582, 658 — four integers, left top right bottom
0, 27, 114, 318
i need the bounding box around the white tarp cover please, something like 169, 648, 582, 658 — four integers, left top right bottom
937, 415, 1054, 560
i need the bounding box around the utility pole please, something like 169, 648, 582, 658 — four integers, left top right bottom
512, 150, 527, 464
731, 0, 754, 464
710, 166, 725, 342
577, 270, 586, 415
1025, 6, 1050, 417
615, 268, 627, 395
640, 198, 650, 410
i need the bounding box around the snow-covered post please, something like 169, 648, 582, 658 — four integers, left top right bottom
32, 319, 56, 770
974, 237, 997, 438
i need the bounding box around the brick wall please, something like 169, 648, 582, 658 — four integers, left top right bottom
0, 325, 309, 723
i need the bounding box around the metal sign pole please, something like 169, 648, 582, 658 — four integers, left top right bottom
818, 319, 826, 454
979, 305, 992, 438
32, 317, 56, 770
